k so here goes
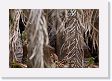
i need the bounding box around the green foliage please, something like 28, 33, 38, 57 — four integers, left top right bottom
11, 63, 22, 68
88, 57, 95, 65
22, 31, 27, 41
10, 59, 22, 68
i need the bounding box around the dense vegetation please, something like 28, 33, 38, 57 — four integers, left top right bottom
9, 9, 99, 68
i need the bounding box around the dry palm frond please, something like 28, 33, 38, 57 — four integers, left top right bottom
9, 9, 23, 65
24, 9, 50, 68
9, 9, 99, 68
